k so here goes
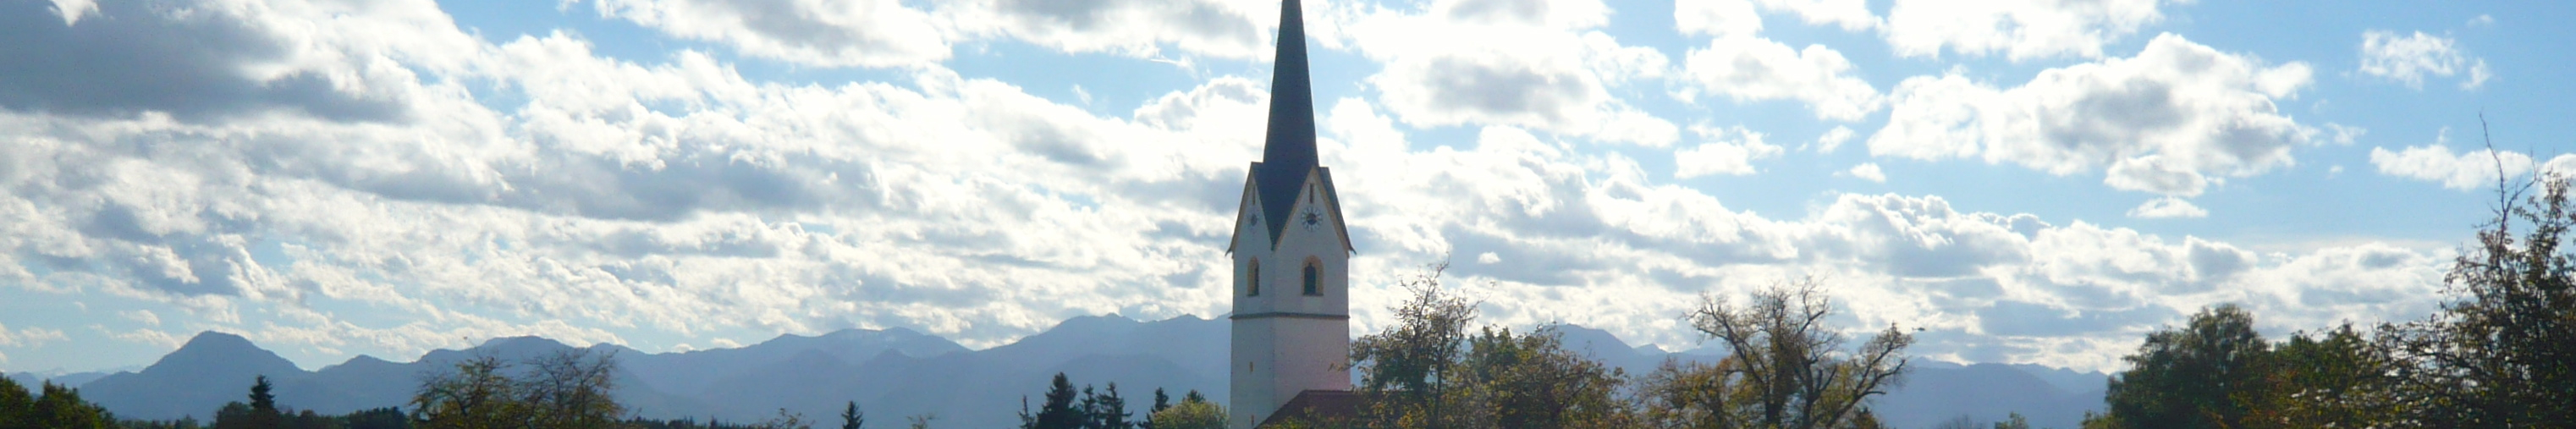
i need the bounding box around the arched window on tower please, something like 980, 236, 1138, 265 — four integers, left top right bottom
1302, 257, 1321, 296
1246, 259, 1261, 296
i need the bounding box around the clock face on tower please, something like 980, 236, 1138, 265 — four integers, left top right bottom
1301, 206, 1323, 230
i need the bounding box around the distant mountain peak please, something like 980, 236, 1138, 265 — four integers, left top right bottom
176, 331, 258, 352
476, 335, 571, 349
146, 331, 300, 376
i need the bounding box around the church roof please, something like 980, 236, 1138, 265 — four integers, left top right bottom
1258, 389, 1361, 427
1248, 0, 1344, 247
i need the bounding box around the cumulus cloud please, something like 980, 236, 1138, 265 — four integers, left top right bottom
1681, 35, 1883, 121
2369, 142, 2576, 190
2359, 30, 2491, 90
1346, 0, 1678, 146
1318, 98, 2449, 371
0, 0, 439, 123
1676, 0, 1762, 38
1845, 163, 1886, 183
0, 323, 69, 348
1674, 126, 1786, 178
2127, 197, 2207, 218
0, 0, 2466, 376
1752, 0, 1880, 31
1869, 33, 2318, 196
1883, 0, 2176, 60
1814, 125, 1855, 152
586, 0, 948, 68
936, 0, 1272, 60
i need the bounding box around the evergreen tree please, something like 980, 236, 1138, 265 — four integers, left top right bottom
249, 376, 277, 414
1027, 373, 1084, 429
841, 401, 865, 429
215, 376, 287, 429
1086, 383, 1131, 429
1143, 388, 1170, 429
341, 406, 412, 429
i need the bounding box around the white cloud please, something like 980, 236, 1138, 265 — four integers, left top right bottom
935, 0, 1273, 60
0, 0, 2472, 377
2366, 144, 2573, 190
2127, 197, 2207, 218
1675, 125, 1786, 178
2325, 123, 2368, 146
121, 310, 162, 326
1816, 125, 1856, 152
1752, 0, 1880, 31
1681, 36, 1883, 121
1676, 0, 1762, 38
1869, 33, 2318, 196
1883, 0, 2175, 60
586, 0, 947, 68
2359, 30, 2491, 90
0, 322, 69, 348
1845, 163, 1886, 183
45, 0, 96, 25
1347, 0, 1679, 146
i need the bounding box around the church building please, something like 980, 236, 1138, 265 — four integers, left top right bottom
1227, 0, 1356, 427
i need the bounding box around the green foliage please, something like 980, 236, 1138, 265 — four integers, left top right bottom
2100, 305, 2271, 429
1348, 263, 1478, 428
11, 379, 118, 429
1081, 383, 1132, 429
1991, 412, 2030, 429
1454, 326, 1630, 428
1021, 373, 1084, 429
841, 401, 864, 429
0, 377, 30, 429
341, 407, 410, 429
2381, 168, 2576, 426
2260, 325, 2401, 427
1144, 399, 1223, 429
1638, 277, 1912, 429
1350, 263, 1706, 429
1019, 373, 1142, 429
409, 348, 624, 429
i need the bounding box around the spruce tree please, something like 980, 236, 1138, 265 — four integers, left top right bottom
249, 376, 277, 414
1032, 373, 1084, 429
842, 400, 865, 429
1088, 383, 1131, 429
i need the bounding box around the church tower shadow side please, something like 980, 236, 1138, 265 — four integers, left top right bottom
1227, 0, 1354, 427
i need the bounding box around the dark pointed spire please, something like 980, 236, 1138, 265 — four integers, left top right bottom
1260, 0, 1316, 173
1248, 0, 1325, 245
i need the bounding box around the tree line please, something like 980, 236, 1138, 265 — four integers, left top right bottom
2076, 172, 2576, 428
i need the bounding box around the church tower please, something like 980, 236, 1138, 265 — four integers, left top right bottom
1229, 0, 1352, 427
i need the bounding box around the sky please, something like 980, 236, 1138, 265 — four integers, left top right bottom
2, 0, 2569, 375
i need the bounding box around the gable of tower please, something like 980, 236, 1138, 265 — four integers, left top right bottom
1228, 164, 1353, 255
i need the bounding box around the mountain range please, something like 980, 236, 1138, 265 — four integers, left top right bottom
6, 315, 2105, 428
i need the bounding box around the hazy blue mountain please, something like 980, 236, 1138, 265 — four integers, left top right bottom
81, 332, 306, 420
1877, 363, 2105, 429
65, 315, 2105, 428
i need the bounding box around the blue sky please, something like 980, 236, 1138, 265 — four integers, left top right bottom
1, 0, 2568, 375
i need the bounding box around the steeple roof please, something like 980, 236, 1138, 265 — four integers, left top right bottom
1260, 0, 1317, 173
1248, 0, 1336, 247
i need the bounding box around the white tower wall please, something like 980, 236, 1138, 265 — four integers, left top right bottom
1229, 176, 1351, 429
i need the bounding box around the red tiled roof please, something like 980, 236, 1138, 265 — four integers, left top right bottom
1258, 389, 1361, 427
